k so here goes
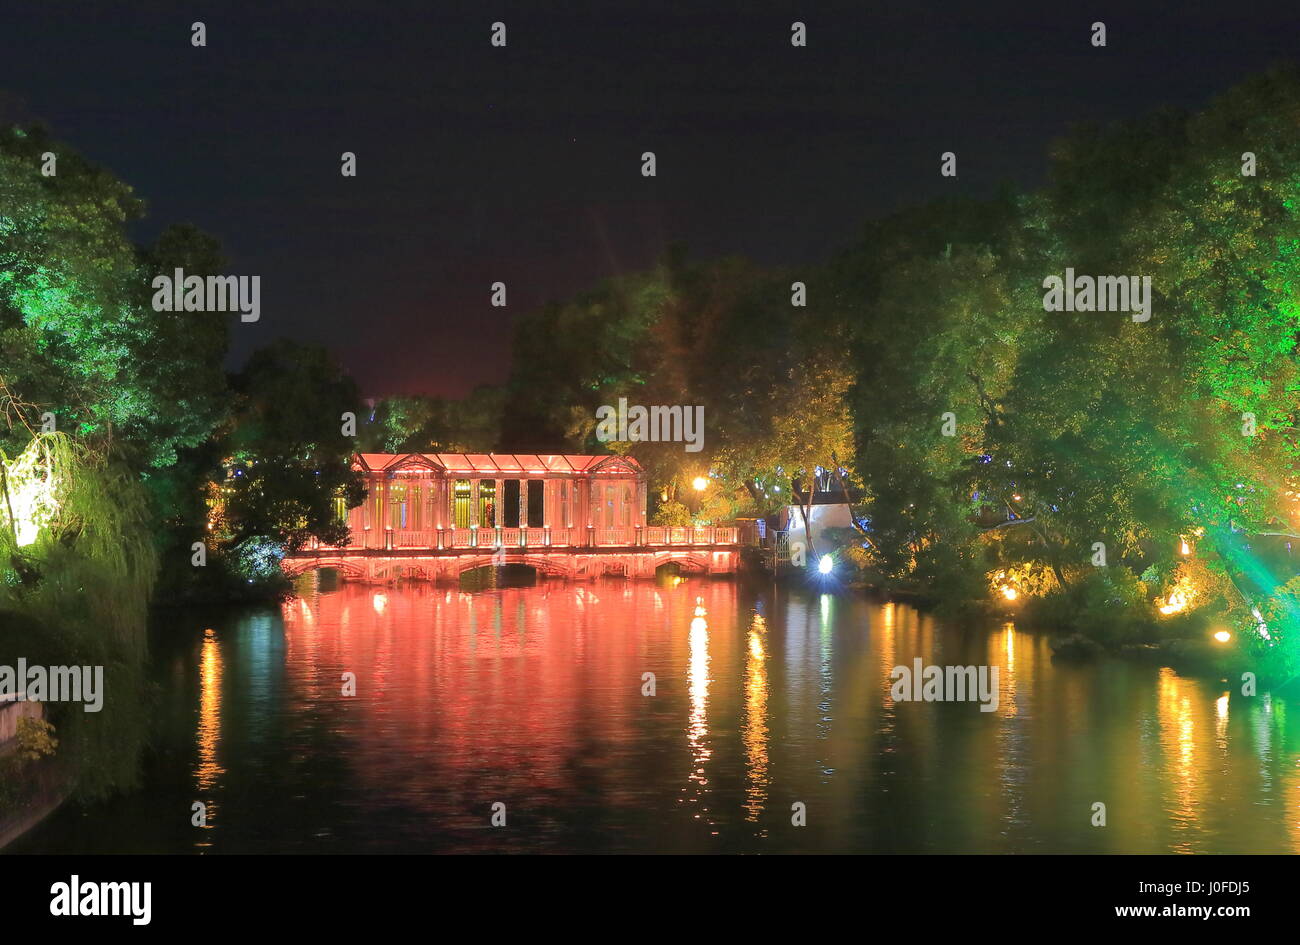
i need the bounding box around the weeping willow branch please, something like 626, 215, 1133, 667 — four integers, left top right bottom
0, 455, 18, 550
0, 374, 40, 438
0, 431, 157, 658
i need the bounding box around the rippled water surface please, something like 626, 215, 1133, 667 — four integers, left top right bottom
16, 574, 1300, 853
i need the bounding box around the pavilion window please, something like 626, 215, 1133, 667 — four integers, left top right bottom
605, 485, 616, 527
478, 479, 496, 528
503, 480, 521, 528
389, 483, 409, 529
333, 495, 347, 526
526, 480, 544, 528
559, 481, 570, 527
453, 479, 472, 528
409, 484, 422, 529
621, 484, 632, 526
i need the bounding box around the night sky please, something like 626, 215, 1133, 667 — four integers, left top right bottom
3, 1, 1297, 397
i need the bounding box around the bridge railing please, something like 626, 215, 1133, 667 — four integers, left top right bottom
597, 527, 628, 546
396, 530, 431, 548
303, 522, 742, 554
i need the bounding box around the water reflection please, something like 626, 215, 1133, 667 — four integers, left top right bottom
742, 613, 769, 824
192, 627, 224, 848
195, 628, 224, 795
19, 574, 1300, 854
684, 599, 713, 827
168, 581, 1300, 853
1156, 667, 1201, 850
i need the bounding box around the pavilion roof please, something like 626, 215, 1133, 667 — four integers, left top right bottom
353, 452, 642, 475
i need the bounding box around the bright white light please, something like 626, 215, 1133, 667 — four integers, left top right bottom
818, 555, 833, 575
692, 476, 709, 492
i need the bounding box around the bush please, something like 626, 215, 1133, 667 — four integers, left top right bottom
1026, 567, 1155, 646
14, 717, 58, 762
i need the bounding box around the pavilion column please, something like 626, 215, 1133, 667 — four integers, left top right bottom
441, 478, 451, 546
381, 475, 392, 550
543, 481, 552, 545
581, 478, 594, 546
473, 480, 483, 545
366, 474, 379, 548
520, 481, 529, 537
433, 478, 444, 547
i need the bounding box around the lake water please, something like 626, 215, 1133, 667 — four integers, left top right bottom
14, 573, 1300, 853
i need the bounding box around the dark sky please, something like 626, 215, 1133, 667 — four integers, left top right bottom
3, 1, 1297, 397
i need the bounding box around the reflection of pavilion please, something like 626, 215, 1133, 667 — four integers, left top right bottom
284, 453, 739, 582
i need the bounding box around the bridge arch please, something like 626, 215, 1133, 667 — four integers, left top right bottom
282, 557, 367, 580
371, 561, 438, 582
453, 555, 573, 579
652, 550, 712, 574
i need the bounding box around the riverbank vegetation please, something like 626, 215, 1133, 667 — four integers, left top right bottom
497, 65, 1300, 681
5, 64, 1300, 818
0, 125, 365, 799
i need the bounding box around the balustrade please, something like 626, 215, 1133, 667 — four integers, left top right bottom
312, 522, 741, 555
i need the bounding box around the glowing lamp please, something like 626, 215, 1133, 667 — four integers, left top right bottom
818, 555, 833, 575
692, 477, 709, 492
1214, 630, 1231, 643
1001, 586, 1018, 601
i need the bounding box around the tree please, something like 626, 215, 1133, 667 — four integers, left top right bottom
0, 125, 229, 469
222, 339, 366, 551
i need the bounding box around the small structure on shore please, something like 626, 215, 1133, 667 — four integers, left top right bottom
781, 496, 855, 554
0, 692, 43, 748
